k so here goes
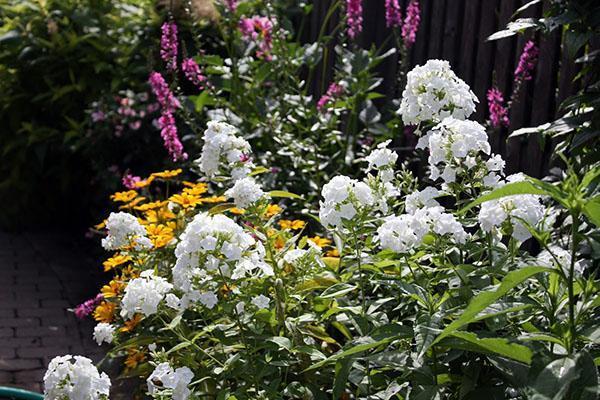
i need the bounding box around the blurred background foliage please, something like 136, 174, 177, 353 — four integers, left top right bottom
0, 0, 159, 229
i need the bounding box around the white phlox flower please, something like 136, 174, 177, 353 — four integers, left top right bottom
225, 177, 266, 208
120, 270, 173, 318
196, 120, 254, 180
44, 355, 111, 400
398, 59, 478, 126
147, 362, 194, 400
92, 323, 115, 346
478, 174, 545, 242
101, 212, 152, 251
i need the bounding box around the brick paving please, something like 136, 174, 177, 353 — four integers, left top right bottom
0, 230, 105, 393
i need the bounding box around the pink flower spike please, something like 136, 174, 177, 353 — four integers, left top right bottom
486, 87, 510, 129
149, 72, 186, 161
401, 0, 421, 47
385, 0, 402, 28
182, 58, 208, 91
73, 294, 103, 320
317, 82, 345, 112
514, 40, 539, 83
160, 21, 178, 71
346, 0, 363, 40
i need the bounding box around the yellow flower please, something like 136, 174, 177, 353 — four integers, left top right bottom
279, 219, 306, 230
146, 224, 174, 248
134, 200, 166, 211
120, 196, 146, 210
326, 248, 340, 257
93, 301, 116, 323
119, 265, 140, 281
134, 176, 155, 188
144, 208, 176, 224
101, 280, 124, 299
170, 193, 202, 209
265, 204, 283, 218
94, 220, 106, 230
228, 207, 246, 215
120, 314, 142, 333
102, 254, 132, 272
183, 182, 208, 196
308, 235, 332, 248
124, 348, 146, 370
151, 169, 182, 179
111, 190, 138, 203
201, 195, 227, 203
267, 229, 285, 249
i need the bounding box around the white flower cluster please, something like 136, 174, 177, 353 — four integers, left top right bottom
93, 323, 115, 346
147, 362, 194, 400
365, 140, 398, 183
377, 206, 467, 253
478, 174, 545, 242
44, 355, 110, 400
101, 212, 151, 251
120, 270, 173, 318
537, 245, 585, 276
196, 120, 254, 180
319, 175, 375, 228
225, 176, 266, 208
172, 212, 272, 310
398, 59, 478, 126
416, 118, 496, 184
405, 187, 440, 214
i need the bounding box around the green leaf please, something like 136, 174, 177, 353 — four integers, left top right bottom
460, 181, 549, 214
318, 283, 357, 299
533, 357, 578, 399
208, 203, 236, 215
266, 336, 292, 351
433, 266, 552, 346
190, 91, 215, 113
249, 166, 270, 176
332, 359, 352, 400
303, 336, 397, 372
268, 190, 302, 200
583, 196, 600, 227
441, 331, 533, 364
166, 341, 192, 355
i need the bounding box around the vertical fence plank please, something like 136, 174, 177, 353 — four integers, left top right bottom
457, 0, 482, 84
472, 0, 498, 121
525, 8, 560, 178
506, 0, 541, 174
489, 0, 518, 155
442, 0, 464, 69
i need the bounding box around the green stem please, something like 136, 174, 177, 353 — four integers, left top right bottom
567, 212, 579, 354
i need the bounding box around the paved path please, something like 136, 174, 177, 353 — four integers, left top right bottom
0, 231, 105, 393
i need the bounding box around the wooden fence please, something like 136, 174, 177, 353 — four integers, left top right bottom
305, 0, 582, 178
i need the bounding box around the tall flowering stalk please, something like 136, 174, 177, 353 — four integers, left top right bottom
182, 58, 208, 90
345, 0, 363, 40
401, 0, 421, 47
149, 72, 187, 161
487, 87, 510, 128
317, 82, 345, 112
514, 40, 539, 83
511, 40, 539, 102
385, 0, 402, 28
160, 21, 178, 71
74, 294, 103, 319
